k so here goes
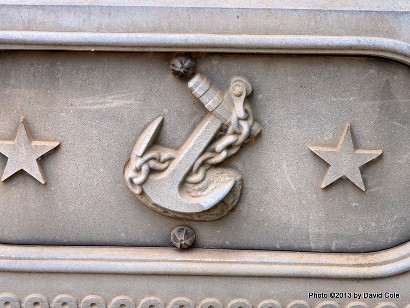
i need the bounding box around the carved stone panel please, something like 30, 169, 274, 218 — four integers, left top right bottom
0, 1, 410, 307
0, 52, 409, 253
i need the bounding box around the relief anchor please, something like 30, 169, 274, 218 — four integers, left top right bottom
124, 55, 261, 220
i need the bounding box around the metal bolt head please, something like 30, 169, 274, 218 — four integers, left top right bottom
171, 225, 196, 249
170, 55, 196, 79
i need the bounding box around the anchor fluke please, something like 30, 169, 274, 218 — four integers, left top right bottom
133, 116, 164, 157
194, 178, 236, 211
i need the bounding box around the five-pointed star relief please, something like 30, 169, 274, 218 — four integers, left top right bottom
0, 117, 60, 184
309, 123, 382, 191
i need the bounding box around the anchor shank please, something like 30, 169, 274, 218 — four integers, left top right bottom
141, 112, 232, 214
164, 113, 222, 183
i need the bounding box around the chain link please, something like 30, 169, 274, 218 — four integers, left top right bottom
185, 92, 255, 184
125, 149, 176, 194
126, 83, 258, 192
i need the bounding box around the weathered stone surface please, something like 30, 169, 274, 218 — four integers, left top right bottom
0, 52, 409, 253
0, 1, 410, 306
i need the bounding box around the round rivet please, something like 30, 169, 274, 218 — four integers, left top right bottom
375, 303, 398, 308
345, 302, 368, 308
138, 297, 164, 308
109, 296, 135, 308
23, 295, 48, 308
52, 295, 77, 308
315, 301, 340, 308
257, 299, 282, 308
198, 298, 223, 308
0, 293, 19, 308
81, 295, 106, 308
167, 297, 194, 308
171, 225, 196, 249
227, 299, 252, 308
286, 300, 310, 308
170, 55, 196, 79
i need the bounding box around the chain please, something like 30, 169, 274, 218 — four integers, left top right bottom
185, 91, 255, 184
125, 149, 176, 195
126, 82, 258, 191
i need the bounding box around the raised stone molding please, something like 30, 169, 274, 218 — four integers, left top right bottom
0, 294, 403, 308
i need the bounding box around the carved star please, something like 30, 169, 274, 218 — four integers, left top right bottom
309, 123, 382, 191
0, 117, 60, 184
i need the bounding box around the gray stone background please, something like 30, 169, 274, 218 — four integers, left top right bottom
0, 51, 409, 253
